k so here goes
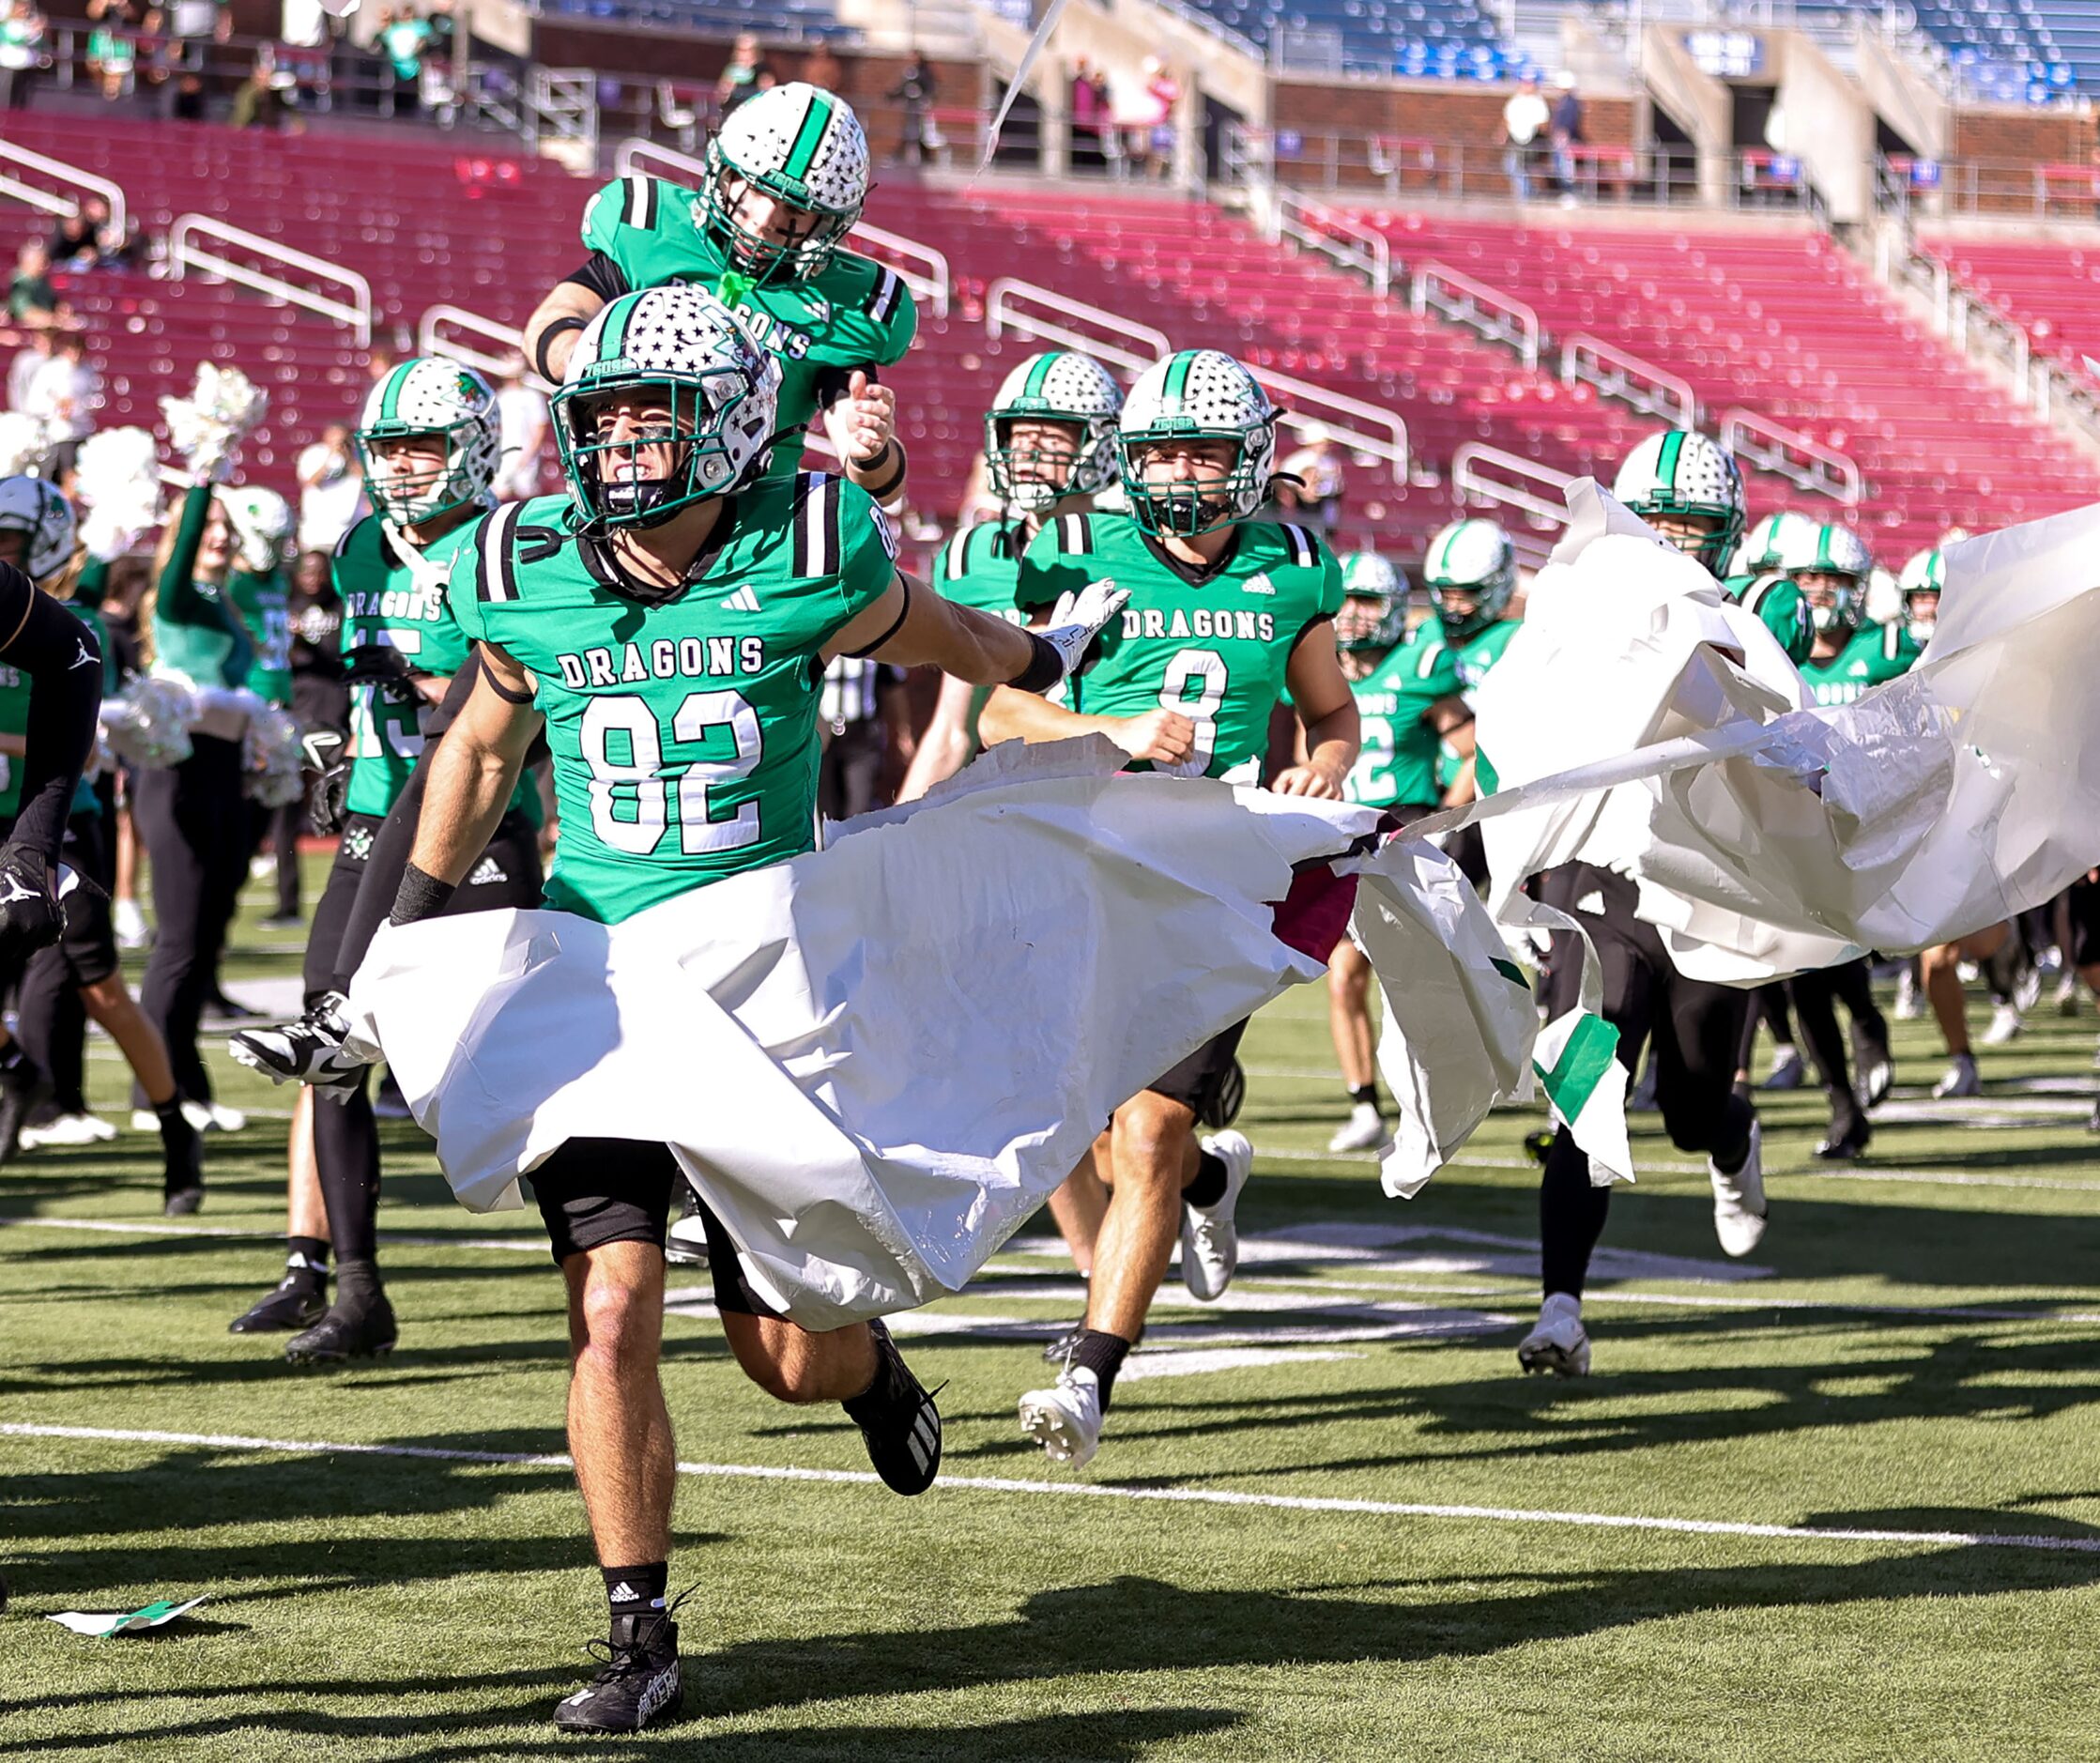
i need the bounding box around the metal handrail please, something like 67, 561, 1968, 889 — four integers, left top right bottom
983, 279, 1169, 376
1451, 443, 1577, 529
419, 304, 525, 380
1249, 365, 1408, 486
167, 214, 372, 346
1275, 189, 1389, 298
1560, 333, 1696, 426
0, 138, 127, 241
1718, 408, 1862, 505
612, 136, 950, 318
1411, 262, 1541, 372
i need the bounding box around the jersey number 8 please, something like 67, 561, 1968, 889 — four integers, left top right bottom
1157, 649, 1228, 778
581, 691, 763, 856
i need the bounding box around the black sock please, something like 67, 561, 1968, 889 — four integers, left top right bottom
1182, 1149, 1229, 1209
333, 1256, 383, 1310
1709, 1095, 1755, 1176
603, 1562, 667, 1621
1349, 1082, 1379, 1109
155, 1098, 201, 1190
1069, 1327, 1131, 1410
286, 1236, 330, 1284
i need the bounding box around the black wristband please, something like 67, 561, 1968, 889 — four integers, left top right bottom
533, 315, 589, 384
858, 438, 906, 501
390, 862, 457, 927
1012, 631, 1065, 696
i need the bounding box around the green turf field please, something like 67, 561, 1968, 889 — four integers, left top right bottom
7, 860, 2100, 1759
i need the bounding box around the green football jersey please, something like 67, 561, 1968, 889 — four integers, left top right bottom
1346, 631, 1461, 812
227, 567, 292, 706
450, 474, 897, 924
335, 514, 483, 820
1444, 618, 1518, 698
1017, 513, 1343, 780
581, 176, 917, 483
1800, 621, 1917, 707
0, 602, 108, 819
933, 516, 1030, 625
1724, 571, 1816, 666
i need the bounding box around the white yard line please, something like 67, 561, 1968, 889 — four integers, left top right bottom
5, 1420, 2096, 1556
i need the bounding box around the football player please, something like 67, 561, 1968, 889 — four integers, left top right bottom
1421, 515, 1521, 882
1326, 550, 1473, 1153
979, 348, 1359, 1466
899, 348, 1124, 800
523, 83, 912, 506
1515, 430, 1771, 1377
0, 477, 198, 1198
387, 286, 1124, 1733
227, 360, 544, 1360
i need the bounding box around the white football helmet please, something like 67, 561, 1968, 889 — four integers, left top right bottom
984, 351, 1123, 514
1422, 517, 1517, 637
1337, 550, 1406, 651
1899, 545, 1945, 640
1773, 520, 1874, 634
554, 285, 782, 529
1613, 429, 1745, 575
357, 358, 502, 528
1732, 509, 1818, 578
702, 83, 869, 282
1116, 349, 1278, 537
219, 486, 295, 575
0, 475, 78, 585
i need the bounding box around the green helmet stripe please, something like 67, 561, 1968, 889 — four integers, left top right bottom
377, 365, 406, 425
781, 92, 833, 183
1656, 429, 1686, 487
1021, 354, 1058, 401
1163, 351, 1194, 406
1428, 527, 1456, 581
1817, 527, 1834, 572
600, 294, 636, 362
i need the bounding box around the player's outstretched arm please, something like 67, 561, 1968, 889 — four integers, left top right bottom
825, 571, 1127, 692
392, 643, 542, 921
523, 277, 610, 389
1274, 622, 1360, 800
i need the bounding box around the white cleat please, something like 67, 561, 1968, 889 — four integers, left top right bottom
2055, 974, 2082, 1018
1981, 1004, 2023, 1046
1859, 1055, 1894, 1111
19, 1111, 117, 1148
1759, 1047, 1805, 1091
2015, 966, 2043, 1014
1933, 1054, 1980, 1100
1893, 969, 1923, 1019
1018, 1366, 1104, 1467
1709, 1120, 1768, 1258
1326, 1101, 1389, 1154
1517, 1294, 1590, 1377
132, 1101, 246, 1135
1180, 1129, 1252, 1301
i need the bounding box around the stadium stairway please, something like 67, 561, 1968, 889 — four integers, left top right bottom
1349, 208, 2100, 560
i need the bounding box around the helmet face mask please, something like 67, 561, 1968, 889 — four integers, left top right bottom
1776, 523, 1873, 635
1117, 350, 1276, 540
553, 287, 781, 532
357, 359, 501, 528
0, 476, 78, 588
1423, 518, 1516, 637
699, 84, 868, 284
1613, 430, 1746, 575
984, 350, 1123, 514
1338, 551, 1405, 650
1900, 546, 1944, 641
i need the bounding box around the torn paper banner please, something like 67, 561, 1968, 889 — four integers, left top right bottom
352, 737, 1622, 1328
49, 1595, 208, 1637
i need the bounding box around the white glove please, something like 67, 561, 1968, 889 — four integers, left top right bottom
1040, 576, 1129, 679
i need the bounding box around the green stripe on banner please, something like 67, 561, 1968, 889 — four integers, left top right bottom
1490, 957, 1527, 989
1536, 1014, 1620, 1121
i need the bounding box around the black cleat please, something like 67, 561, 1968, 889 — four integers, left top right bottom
230, 1269, 328, 1334
161, 1183, 205, 1217
1816, 1116, 1872, 1161
227, 991, 368, 1096
284, 1287, 398, 1364
552, 1608, 682, 1734
1042, 1321, 1085, 1364
161, 1106, 204, 1217
0, 1055, 51, 1167
842, 1319, 942, 1496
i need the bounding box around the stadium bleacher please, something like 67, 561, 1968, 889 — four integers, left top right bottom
1174, 0, 1532, 79
535, 0, 853, 38
1921, 235, 2100, 380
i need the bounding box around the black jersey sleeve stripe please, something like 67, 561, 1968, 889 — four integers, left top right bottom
1281, 522, 1315, 570
819, 474, 843, 577
479, 505, 523, 603
866, 267, 902, 325
794, 473, 841, 578
621, 176, 655, 230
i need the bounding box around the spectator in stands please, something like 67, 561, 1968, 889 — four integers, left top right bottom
8, 322, 51, 413
0, 0, 47, 110
50, 200, 108, 274
376, 5, 432, 117
715, 32, 774, 118
802, 42, 842, 95
25, 329, 99, 484
86, 0, 146, 100
491, 355, 547, 503
889, 52, 937, 167
1550, 72, 1584, 205
167, 68, 205, 120
1070, 57, 1106, 174
1502, 75, 1549, 202
230, 54, 290, 130
296, 423, 361, 555
8, 243, 54, 326
1139, 56, 1178, 179
1276, 425, 1347, 533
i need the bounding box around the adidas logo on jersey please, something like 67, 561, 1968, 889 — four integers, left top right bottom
606, 1582, 638, 1605
720, 585, 762, 613
467, 855, 510, 887
1241, 574, 1277, 595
